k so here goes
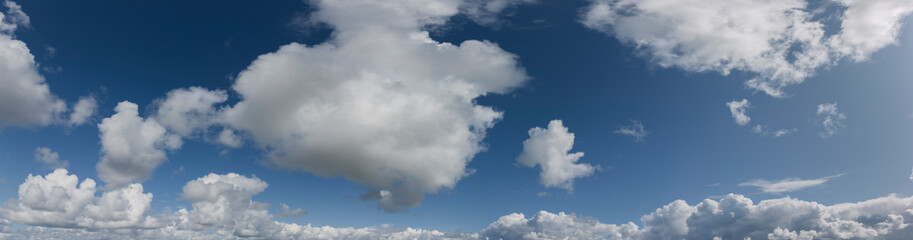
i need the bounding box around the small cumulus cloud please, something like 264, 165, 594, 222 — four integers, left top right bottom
518, 120, 598, 192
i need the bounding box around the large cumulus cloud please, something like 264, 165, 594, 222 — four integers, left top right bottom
581, 0, 913, 97
0, 1, 66, 128
219, 0, 528, 212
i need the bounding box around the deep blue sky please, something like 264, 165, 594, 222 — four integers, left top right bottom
1, 0, 912, 234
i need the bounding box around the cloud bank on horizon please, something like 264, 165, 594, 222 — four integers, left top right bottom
1, 0, 913, 239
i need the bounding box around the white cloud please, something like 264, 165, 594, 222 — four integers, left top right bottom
517, 120, 597, 191
727, 99, 751, 126
153, 87, 227, 137
0, 1, 66, 129
220, 0, 527, 212
482, 193, 913, 240
828, 0, 913, 62
0, 169, 158, 229
614, 120, 649, 142
738, 174, 844, 194
34, 147, 68, 169
67, 96, 97, 127
4, 171, 913, 240
817, 102, 846, 138
581, 0, 913, 97
97, 101, 182, 188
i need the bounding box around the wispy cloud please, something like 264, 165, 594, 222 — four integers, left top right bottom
817, 103, 846, 138
738, 174, 844, 194
614, 120, 649, 142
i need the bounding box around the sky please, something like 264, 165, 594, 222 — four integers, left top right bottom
1, 0, 913, 239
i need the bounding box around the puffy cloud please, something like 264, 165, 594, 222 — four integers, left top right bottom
480, 211, 639, 240
4, 172, 913, 239
220, 0, 527, 212
67, 96, 98, 127
581, 0, 913, 97
614, 120, 649, 142
828, 0, 913, 62
153, 87, 228, 137
34, 147, 68, 169
482, 194, 913, 240
0, 1, 66, 129
97, 101, 182, 188
517, 120, 597, 191
727, 99, 751, 126
0, 169, 157, 229
738, 174, 843, 194
817, 102, 846, 138
217, 129, 242, 148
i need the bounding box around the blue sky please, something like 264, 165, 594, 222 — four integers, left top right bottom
2, 0, 913, 239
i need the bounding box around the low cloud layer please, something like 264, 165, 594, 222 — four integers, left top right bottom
3, 169, 913, 239
582, 0, 913, 97
517, 120, 597, 191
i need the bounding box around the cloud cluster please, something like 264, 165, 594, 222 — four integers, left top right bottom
0, 169, 158, 229
517, 120, 597, 191
219, 0, 527, 212
3, 169, 913, 240
817, 102, 846, 138
582, 0, 913, 97
481, 194, 913, 240
738, 174, 843, 194
614, 120, 649, 142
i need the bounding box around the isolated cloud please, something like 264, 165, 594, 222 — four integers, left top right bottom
220, 0, 527, 212
581, 0, 913, 97
817, 102, 846, 138
738, 174, 843, 194
0, 169, 157, 229
727, 99, 751, 126
153, 87, 227, 137
67, 96, 98, 127
34, 147, 68, 169
614, 120, 649, 142
97, 101, 182, 188
753, 125, 798, 138
278, 203, 307, 218
517, 120, 597, 191
0, 1, 66, 128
